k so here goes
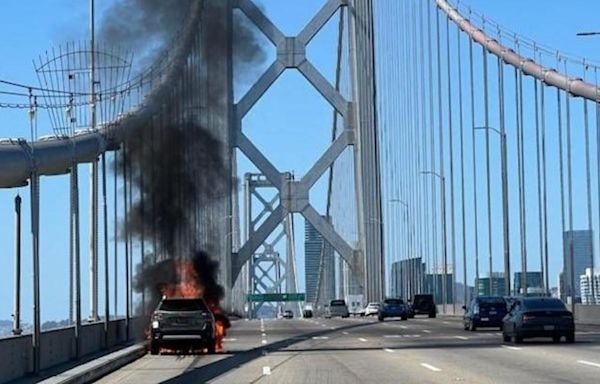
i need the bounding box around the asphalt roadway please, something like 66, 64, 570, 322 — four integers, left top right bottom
96, 316, 600, 383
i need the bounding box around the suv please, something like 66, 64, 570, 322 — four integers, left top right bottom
412, 294, 437, 318
378, 298, 408, 321
150, 297, 216, 355
325, 299, 350, 318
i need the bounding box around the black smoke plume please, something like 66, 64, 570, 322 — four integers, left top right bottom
103, 0, 266, 314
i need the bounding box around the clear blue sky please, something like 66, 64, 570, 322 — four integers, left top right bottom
1, 0, 600, 324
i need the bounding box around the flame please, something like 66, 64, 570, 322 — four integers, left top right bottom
157, 259, 228, 352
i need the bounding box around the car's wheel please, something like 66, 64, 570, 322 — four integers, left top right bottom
463, 322, 469, 331
502, 333, 511, 343
469, 321, 477, 332
512, 334, 523, 344
566, 332, 575, 344
552, 334, 561, 343
207, 340, 217, 354
378, 315, 384, 322
150, 341, 160, 355
401, 315, 408, 321
429, 313, 436, 318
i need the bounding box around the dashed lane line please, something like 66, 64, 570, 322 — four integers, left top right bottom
501, 345, 522, 351
358, 338, 368, 342
578, 360, 600, 369
420, 363, 442, 372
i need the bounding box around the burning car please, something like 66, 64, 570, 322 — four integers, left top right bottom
150, 297, 217, 355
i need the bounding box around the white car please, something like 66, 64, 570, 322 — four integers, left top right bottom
364, 302, 380, 317
324, 299, 350, 318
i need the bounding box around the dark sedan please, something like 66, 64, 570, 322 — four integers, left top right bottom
502, 297, 575, 344
463, 296, 507, 331
378, 298, 408, 321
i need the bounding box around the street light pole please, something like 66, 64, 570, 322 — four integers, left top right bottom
475, 126, 511, 296
421, 172, 447, 314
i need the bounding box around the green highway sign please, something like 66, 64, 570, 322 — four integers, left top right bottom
247, 293, 306, 302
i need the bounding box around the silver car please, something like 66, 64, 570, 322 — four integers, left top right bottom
325, 299, 350, 318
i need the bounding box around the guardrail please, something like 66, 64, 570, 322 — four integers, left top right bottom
0, 317, 146, 384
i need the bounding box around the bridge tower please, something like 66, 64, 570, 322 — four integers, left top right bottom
226, 0, 385, 304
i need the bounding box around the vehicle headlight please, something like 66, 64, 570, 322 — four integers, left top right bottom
152, 320, 160, 329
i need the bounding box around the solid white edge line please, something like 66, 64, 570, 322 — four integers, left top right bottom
578, 360, 600, 369
420, 363, 442, 372
358, 338, 368, 342
454, 336, 469, 340
423, 330, 432, 333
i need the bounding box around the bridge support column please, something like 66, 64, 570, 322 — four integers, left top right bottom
349, 0, 385, 302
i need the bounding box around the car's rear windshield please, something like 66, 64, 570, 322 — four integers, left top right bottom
414, 295, 433, 303
384, 299, 404, 305
478, 297, 506, 306
159, 299, 208, 312
330, 300, 346, 306
522, 299, 566, 310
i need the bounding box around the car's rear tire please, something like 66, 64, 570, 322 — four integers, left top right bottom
429, 313, 436, 318
469, 322, 477, 332
207, 341, 216, 354
378, 315, 384, 322
401, 316, 408, 321
150, 341, 160, 355
502, 334, 510, 343
552, 334, 561, 343
566, 332, 575, 344
512, 334, 523, 344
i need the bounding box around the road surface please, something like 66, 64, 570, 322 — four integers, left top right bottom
96, 316, 600, 383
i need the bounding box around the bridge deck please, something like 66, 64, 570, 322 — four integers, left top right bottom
95, 317, 600, 383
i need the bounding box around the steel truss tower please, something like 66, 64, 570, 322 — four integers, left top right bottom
244, 173, 299, 318
230, 0, 384, 302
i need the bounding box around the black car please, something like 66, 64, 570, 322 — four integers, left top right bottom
282, 310, 294, 319
412, 294, 436, 318
502, 297, 575, 344
150, 297, 216, 355
463, 296, 507, 331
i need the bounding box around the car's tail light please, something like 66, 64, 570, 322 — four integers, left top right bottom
152, 312, 163, 321
523, 314, 536, 321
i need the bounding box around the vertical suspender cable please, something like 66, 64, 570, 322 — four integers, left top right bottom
483, 44, 493, 296
534, 57, 544, 292
583, 65, 594, 305
557, 84, 567, 305
113, 151, 118, 317
518, 66, 528, 296
102, 152, 109, 344
123, 147, 130, 340
468, 15, 480, 296
436, 5, 447, 313
498, 55, 511, 296
427, 1, 438, 297
540, 62, 549, 294
565, 73, 575, 315
446, 13, 457, 314
457, 22, 467, 306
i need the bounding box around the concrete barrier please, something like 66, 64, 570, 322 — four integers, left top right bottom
575, 304, 600, 325
0, 317, 147, 384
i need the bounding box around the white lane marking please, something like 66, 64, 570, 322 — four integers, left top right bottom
330, 327, 336, 330
422, 330, 432, 333
261, 333, 266, 337
359, 338, 368, 342
501, 345, 522, 351
578, 360, 600, 369
312, 336, 329, 340
223, 338, 237, 342
261, 340, 267, 344
383, 335, 402, 338
321, 324, 327, 327
399, 325, 408, 329
420, 363, 442, 372
262, 366, 272, 375
342, 331, 349, 335
442, 321, 449, 324
404, 334, 421, 338
454, 336, 469, 340
384, 348, 395, 353
495, 333, 502, 336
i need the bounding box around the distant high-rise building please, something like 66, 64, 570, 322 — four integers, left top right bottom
563, 230, 593, 300
304, 219, 335, 304
391, 257, 425, 300
476, 273, 506, 297
514, 271, 544, 295
580, 268, 600, 305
